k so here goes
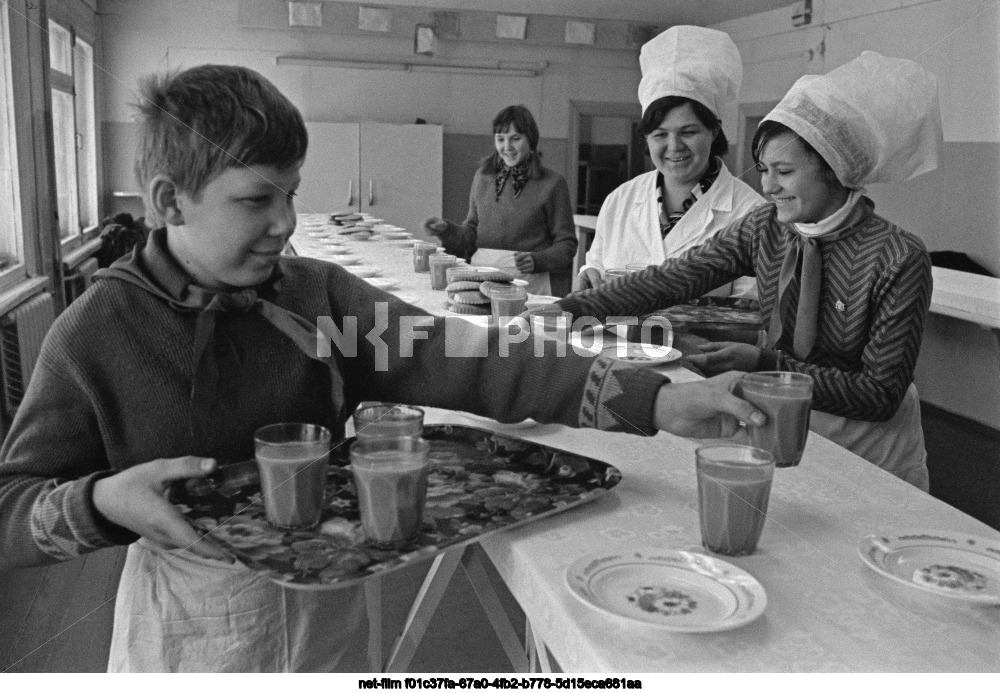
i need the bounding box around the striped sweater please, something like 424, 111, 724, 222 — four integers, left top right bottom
560, 200, 933, 422
0, 244, 667, 569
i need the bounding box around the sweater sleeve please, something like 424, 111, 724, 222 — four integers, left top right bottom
560, 214, 756, 320
528, 175, 577, 275
0, 357, 138, 570
431, 183, 482, 261
333, 277, 669, 435
759, 242, 932, 421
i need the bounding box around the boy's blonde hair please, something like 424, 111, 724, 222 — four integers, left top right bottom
133, 64, 307, 211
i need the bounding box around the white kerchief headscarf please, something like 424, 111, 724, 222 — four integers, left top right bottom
638, 26, 743, 128
763, 51, 942, 189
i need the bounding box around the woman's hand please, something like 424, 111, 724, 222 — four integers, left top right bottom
423, 217, 448, 235
653, 372, 766, 438
575, 268, 604, 291
686, 341, 761, 376
93, 457, 233, 562
513, 252, 535, 274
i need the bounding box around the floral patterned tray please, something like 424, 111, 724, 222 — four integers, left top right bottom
168, 424, 622, 590
647, 297, 763, 328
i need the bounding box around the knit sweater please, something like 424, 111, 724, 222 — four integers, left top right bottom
0, 239, 667, 569
560, 200, 932, 422
436, 165, 577, 296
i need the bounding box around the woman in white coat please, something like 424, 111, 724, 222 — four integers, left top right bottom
577, 26, 763, 294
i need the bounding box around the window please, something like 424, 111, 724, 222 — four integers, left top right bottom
0, 1, 25, 282
48, 17, 98, 245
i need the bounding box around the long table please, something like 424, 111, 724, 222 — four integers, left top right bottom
292, 218, 1000, 673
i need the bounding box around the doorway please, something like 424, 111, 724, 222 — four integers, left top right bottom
568, 101, 647, 217
735, 100, 780, 197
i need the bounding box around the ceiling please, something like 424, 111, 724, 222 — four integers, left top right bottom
323, 1, 795, 26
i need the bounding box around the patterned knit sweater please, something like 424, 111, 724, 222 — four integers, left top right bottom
435, 165, 577, 296
0, 248, 666, 569
560, 200, 932, 422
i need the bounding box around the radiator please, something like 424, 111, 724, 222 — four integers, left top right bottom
63, 257, 99, 305
0, 292, 56, 421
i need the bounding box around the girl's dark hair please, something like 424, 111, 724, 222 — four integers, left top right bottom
483, 104, 543, 175
751, 120, 838, 183
640, 96, 728, 158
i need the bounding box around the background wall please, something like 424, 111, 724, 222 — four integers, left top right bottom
97, 0, 1000, 428
714, 0, 1000, 429
97, 0, 641, 223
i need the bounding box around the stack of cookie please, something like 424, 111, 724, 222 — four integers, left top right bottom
330, 213, 373, 240
330, 212, 362, 225
444, 268, 516, 316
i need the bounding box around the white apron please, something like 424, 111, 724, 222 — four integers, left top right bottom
810, 383, 929, 491
108, 538, 371, 672
472, 248, 552, 295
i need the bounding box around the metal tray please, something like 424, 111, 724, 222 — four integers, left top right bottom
169, 424, 621, 590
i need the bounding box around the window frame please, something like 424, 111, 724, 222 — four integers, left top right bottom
0, 0, 34, 293
46, 8, 99, 252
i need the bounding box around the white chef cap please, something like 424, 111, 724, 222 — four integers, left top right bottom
762, 51, 942, 189
638, 26, 743, 127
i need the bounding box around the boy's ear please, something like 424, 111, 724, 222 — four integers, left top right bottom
148, 175, 185, 226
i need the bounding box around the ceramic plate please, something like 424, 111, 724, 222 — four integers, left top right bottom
394, 293, 420, 305
565, 548, 767, 632
858, 530, 1000, 605
315, 245, 352, 254
320, 255, 360, 266
345, 265, 382, 278
599, 343, 681, 366
388, 238, 417, 247
367, 277, 400, 291
170, 425, 622, 590
458, 412, 539, 431
381, 231, 412, 240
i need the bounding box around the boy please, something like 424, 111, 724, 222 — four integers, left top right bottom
0, 65, 760, 671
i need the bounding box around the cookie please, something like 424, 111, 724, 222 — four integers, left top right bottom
479, 280, 515, 297
448, 290, 490, 305
444, 301, 492, 316
445, 280, 485, 293
447, 268, 516, 283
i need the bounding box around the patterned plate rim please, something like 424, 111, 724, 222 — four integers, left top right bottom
564, 548, 767, 633
598, 344, 682, 366
858, 530, 1000, 605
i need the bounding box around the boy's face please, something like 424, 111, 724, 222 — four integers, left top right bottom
167, 162, 301, 290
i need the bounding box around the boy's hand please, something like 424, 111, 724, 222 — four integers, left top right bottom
513, 252, 535, 274
574, 268, 604, 291
686, 342, 761, 375
653, 372, 766, 439
93, 457, 233, 563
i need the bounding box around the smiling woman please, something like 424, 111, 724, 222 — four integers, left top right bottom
555, 51, 943, 491
423, 104, 578, 296
576, 26, 763, 294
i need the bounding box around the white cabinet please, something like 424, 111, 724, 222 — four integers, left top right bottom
297, 122, 443, 234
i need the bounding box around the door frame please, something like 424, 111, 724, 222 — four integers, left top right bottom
734, 100, 780, 196
567, 100, 642, 215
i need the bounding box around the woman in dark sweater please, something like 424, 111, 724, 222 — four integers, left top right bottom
424, 105, 577, 296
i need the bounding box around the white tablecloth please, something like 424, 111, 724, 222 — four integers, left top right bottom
294, 216, 1000, 672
